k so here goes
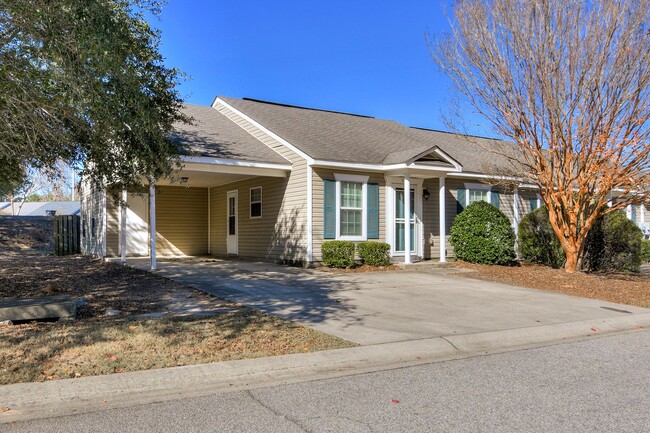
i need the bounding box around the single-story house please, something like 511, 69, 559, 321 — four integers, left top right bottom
0, 201, 81, 216
80, 96, 650, 266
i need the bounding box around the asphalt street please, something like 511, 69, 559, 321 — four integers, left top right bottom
5, 330, 650, 433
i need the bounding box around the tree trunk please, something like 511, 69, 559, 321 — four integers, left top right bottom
564, 250, 579, 273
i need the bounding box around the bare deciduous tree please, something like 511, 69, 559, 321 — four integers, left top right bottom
431, 0, 650, 272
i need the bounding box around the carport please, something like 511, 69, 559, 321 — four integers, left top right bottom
116, 156, 291, 269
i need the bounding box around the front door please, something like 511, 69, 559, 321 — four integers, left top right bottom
395, 188, 416, 254
227, 191, 238, 255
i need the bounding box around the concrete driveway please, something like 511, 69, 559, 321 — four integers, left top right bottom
130, 258, 649, 345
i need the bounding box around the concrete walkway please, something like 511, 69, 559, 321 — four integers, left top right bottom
129, 258, 649, 345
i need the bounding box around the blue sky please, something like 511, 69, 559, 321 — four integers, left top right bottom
154, 0, 490, 135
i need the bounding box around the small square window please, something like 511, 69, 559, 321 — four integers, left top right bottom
250, 187, 262, 218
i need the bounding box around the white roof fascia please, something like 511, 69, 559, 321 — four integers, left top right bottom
213, 98, 315, 164
311, 159, 461, 173
448, 171, 538, 188
180, 155, 292, 171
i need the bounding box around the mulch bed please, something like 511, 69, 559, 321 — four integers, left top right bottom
316, 264, 401, 273
0, 254, 228, 319
456, 261, 650, 308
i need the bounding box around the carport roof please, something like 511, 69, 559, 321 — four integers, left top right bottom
171, 104, 290, 165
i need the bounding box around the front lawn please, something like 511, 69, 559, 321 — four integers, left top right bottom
0, 309, 353, 385
0, 218, 355, 385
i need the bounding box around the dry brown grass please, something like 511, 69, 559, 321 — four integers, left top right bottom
0, 309, 355, 385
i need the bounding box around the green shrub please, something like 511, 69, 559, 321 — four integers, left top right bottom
583, 212, 643, 272
357, 241, 391, 266
450, 201, 516, 265
518, 206, 565, 268
322, 240, 356, 268
642, 239, 650, 263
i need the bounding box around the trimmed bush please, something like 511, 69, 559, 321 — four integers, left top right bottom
322, 240, 356, 268
518, 206, 565, 268
450, 201, 516, 265
357, 241, 391, 266
583, 212, 643, 273
642, 239, 650, 263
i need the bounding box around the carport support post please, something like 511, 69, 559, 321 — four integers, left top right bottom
120, 189, 127, 264
149, 181, 157, 270
439, 176, 447, 262
404, 175, 411, 264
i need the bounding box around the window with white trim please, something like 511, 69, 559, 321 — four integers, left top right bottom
464, 183, 492, 205
250, 187, 262, 218
334, 173, 368, 241
340, 182, 363, 236
468, 189, 489, 204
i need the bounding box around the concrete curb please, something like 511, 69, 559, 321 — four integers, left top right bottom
2, 313, 650, 424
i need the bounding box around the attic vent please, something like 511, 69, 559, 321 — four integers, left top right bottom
418, 154, 445, 162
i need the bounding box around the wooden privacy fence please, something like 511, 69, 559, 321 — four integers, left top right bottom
54, 215, 81, 256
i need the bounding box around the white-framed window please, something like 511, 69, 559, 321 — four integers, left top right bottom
250, 187, 262, 218
334, 173, 368, 241
469, 189, 489, 204
464, 183, 492, 205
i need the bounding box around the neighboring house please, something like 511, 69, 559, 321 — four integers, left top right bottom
80, 96, 650, 264
0, 201, 80, 216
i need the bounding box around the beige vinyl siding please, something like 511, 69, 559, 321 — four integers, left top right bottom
519, 189, 540, 216
155, 186, 208, 256
498, 188, 515, 222
215, 104, 309, 263
312, 168, 386, 261
79, 182, 107, 256
106, 196, 119, 256
210, 176, 301, 260
422, 178, 453, 259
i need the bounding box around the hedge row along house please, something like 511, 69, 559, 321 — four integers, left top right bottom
80, 97, 650, 267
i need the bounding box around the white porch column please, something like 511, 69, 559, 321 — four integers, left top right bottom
513, 186, 520, 236
120, 189, 127, 264
404, 175, 411, 264
439, 176, 447, 263
149, 181, 157, 270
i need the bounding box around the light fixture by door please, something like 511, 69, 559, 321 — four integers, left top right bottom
422, 188, 431, 201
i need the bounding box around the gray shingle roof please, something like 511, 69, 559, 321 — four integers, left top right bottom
404, 128, 523, 174
172, 104, 290, 165
220, 97, 440, 165
220, 97, 521, 173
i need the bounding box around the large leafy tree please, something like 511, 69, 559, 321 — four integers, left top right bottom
432, 0, 650, 272
0, 0, 189, 191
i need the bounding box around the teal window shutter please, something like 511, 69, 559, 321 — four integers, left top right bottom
491, 190, 500, 209
631, 206, 637, 223
367, 183, 379, 239
529, 197, 538, 211
456, 188, 466, 214
324, 179, 336, 239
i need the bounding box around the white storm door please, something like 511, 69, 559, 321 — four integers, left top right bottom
227, 191, 238, 255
